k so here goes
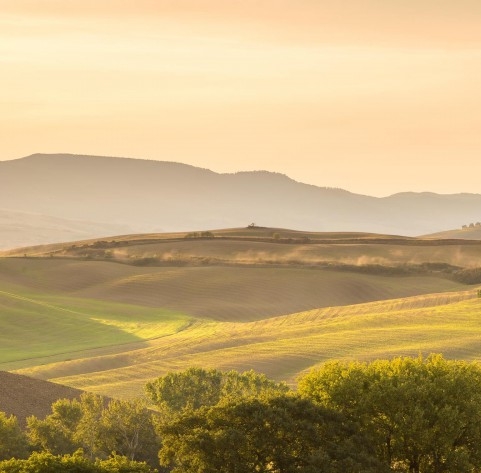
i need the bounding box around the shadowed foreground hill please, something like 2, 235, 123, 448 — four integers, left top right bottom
0, 371, 83, 427
2, 153, 481, 243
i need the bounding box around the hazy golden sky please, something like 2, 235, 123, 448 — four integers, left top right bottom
1, 0, 480, 196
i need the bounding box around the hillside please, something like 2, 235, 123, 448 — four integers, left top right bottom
2, 229, 481, 402
2, 227, 480, 325
4, 226, 481, 269
0, 371, 83, 427
10, 289, 481, 400
424, 225, 481, 240
2, 154, 481, 247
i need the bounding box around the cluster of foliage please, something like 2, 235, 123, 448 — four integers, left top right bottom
145, 369, 382, 472
184, 231, 214, 239
25, 394, 158, 465
319, 262, 462, 277
298, 354, 481, 473
451, 267, 481, 284
130, 257, 162, 266
461, 222, 481, 229
0, 396, 160, 470
145, 367, 289, 416
3, 359, 481, 472
147, 361, 481, 472
0, 451, 154, 473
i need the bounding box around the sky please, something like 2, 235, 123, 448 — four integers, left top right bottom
1, 0, 480, 196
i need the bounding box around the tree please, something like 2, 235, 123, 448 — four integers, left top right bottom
146, 368, 222, 415
98, 399, 159, 465
298, 354, 481, 473
27, 398, 82, 455
74, 393, 105, 460
28, 393, 105, 459
145, 368, 289, 417
0, 411, 29, 460
27, 394, 160, 467
157, 394, 383, 473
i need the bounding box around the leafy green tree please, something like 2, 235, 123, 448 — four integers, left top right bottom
221, 369, 290, 401
27, 393, 104, 458
74, 393, 105, 460
298, 354, 481, 473
0, 411, 29, 460
145, 368, 289, 417
27, 398, 82, 455
98, 399, 159, 465
146, 367, 222, 415
157, 394, 382, 473
27, 394, 160, 467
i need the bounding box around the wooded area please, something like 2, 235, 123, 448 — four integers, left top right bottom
1, 356, 481, 473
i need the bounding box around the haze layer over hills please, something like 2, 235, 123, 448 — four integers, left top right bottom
2, 153, 481, 249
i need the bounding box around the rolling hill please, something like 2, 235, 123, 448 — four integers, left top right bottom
7, 289, 481, 400
2, 153, 481, 249
424, 225, 481, 240
2, 228, 481, 400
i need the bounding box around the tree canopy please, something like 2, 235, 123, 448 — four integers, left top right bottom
158, 394, 383, 473
5, 359, 481, 473
298, 354, 481, 473
26, 393, 158, 466
0, 450, 157, 473
145, 367, 289, 416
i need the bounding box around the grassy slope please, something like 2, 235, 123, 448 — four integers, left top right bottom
12, 288, 481, 400
0, 284, 190, 364
2, 229, 481, 400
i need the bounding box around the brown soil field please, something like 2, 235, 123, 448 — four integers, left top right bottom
0, 371, 83, 427
0, 257, 465, 322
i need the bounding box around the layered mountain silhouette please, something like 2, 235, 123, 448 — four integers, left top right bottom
1, 153, 480, 249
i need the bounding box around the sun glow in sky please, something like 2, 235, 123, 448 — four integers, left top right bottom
1, 0, 481, 196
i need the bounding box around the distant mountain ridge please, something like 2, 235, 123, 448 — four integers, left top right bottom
1, 153, 480, 248
0, 208, 130, 250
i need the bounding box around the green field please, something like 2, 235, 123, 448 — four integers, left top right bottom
0, 286, 190, 364
1, 228, 481, 400
7, 287, 480, 399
